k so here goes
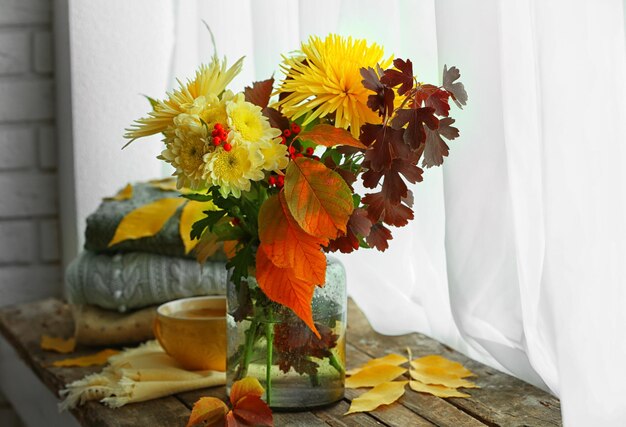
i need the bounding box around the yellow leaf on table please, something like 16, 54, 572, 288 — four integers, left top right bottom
180, 200, 218, 254
346, 364, 407, 389
52, 349, 119, 367
409, 380, 470, 398
346, 353, 408, 375
186, 396, 228, 427
411, 355, 475, 379
345, 381, 408, 415
148, 178, 179, 192
108, 198, 186, 247
409, 367, 479, 389
104, 183, 133, 201
40, 335, 76, 354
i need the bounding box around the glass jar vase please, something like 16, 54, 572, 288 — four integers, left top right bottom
226, 256, 347, 409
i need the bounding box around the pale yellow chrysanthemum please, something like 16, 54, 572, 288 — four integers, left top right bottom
202, 144, 264, 198
159, 127, 211, 190
125, 57, 244, 142
276, 35, 391, 138
226, 94, 281, 144
258, 138, 289, 171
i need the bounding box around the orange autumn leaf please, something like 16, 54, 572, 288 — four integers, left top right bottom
108, 198, 186, 247
103, 183, 133, 201
346, 364, 407, 389
283, 157, 353, 240
52, 349, 119, 367
229, 377, 264, 405
40, 335, 76, 354
296, 124, 367, 150
223, 240, 237, 260
186, 377, 272, 427
346, 353, 408, 376
186, 397, 228, 427
255, 246, 320, 338
258, 194, 326, 285
345, 381, 408, 415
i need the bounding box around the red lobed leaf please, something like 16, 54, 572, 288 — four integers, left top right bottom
362, 124, 407, 172
244, 78, 274, 109
442, 65, 468, 108
297, 124, 367, 150
381, 58, 414, 96
391, 107, 439, 151
262, 107, 290, 131
366, 223, 393, 251
326, 208, 373, 254
256, 246, 320, 338
422, 118, 459, 168
360, 66, 395, 117
363, 192, 414, 227
425, 89, 451, 117
283, 158, 354, 241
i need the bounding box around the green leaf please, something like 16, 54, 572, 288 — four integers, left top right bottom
182, 193, 214, 202
227, 241, 255, 287
190, 210, 226, 240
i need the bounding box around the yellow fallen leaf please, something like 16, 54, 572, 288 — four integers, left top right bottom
108, 198, 186, 247
149, 178, 179, 192
411, 355, 475, 379
346, 364, 406, 389
409, 367, 479, 389
195, 231, 222, 264
345, 381, 408, 415
409, 380, 470, 398
103, 183, 133, 201
180, 200, 218, 254
52, 349, 119, 367
40, 335, 76, 354
346, 353, 408, 376
186, 396, 228, 427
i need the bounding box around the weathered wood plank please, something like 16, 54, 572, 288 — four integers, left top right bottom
0, 298, 192, 427
346, 300, 562, 427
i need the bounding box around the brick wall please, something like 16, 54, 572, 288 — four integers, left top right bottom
0, 0, 62, 308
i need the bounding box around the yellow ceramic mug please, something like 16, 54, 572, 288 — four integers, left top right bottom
154, 296, 226, 371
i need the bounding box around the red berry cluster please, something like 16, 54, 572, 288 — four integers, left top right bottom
268, 174, 285, 189
211, 123, 232, 152
279, 122, 301, 146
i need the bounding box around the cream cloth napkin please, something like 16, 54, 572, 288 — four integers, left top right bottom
59, 341, 225, 410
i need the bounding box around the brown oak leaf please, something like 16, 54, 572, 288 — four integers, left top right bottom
366, 223, 393, 251
442, 65, 468, 108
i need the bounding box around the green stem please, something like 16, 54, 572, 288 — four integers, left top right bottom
264, 306, 275, 406
237, 319, 259, 380
329, 352, 345, 375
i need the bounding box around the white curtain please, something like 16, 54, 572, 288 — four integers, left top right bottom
68, 0, 626, 424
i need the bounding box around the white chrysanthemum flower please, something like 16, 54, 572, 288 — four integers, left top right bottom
258, 138, 289, 171
203, 144, 265, 198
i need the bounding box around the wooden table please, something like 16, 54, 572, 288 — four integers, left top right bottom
0, 299, 562, 426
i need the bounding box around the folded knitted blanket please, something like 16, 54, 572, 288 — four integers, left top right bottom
66, 251, 227, 312
84, 182, 225, 260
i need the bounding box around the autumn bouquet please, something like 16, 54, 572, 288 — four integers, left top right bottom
125, 34, 466, 408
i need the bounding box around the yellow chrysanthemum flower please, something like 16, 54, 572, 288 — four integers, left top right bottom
227, 94, 281, 144
203, 144, 264, 198
258, 138, 289, 172
276, 35, 391, 138
125, 57, 244, 142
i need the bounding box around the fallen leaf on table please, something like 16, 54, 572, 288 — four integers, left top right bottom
52, 349, 119, 367
103, 184, 133, 201
345, 364, 406, 389
346, 353, 408, 375
345, 381, 408, 415
409, 367, 479, 389
186, 397, 228, 427
108, 198, 186, 247
186, 377, 273, 427
409, 380, 470, 398
40, 335, 76, 354
411, 355, 475, 379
